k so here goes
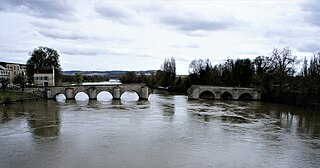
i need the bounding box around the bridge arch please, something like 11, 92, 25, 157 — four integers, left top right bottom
75, 92, 89, 101
120, 90, 140, 101
199, 90, 216, 99
54, 93, 66, 102
239, 92, 253, 100
221, 91, 233, 100
97, 91, 113, 101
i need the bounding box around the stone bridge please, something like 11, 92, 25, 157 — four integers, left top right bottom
187, 85, 261, 100
25, 84, 151, 100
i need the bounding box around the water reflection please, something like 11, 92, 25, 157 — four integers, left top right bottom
28, 101, 60, 137
154, 95, 175, 117
162, 102, 175, 116
0, 101, 60, 137
0, 104, 24, 124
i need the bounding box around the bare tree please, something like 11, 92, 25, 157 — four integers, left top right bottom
271, 47, 299, 92
189, 59, 210, 75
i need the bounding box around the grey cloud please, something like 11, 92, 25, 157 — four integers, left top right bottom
95, 4, 127, 19
176, 57, 191, 63
302, 0, 320, 26
264, 28, 304, 39
143, 4, 238, 36
161, 16, 230, 32
31, 21, 58, 29
0, 0, 75, 20
38, 30, 88, 40
172, 44, 199, 49
1, 48, 28, 54
61, 47, 157, 60
95, 3, 137, 25
61, 48, 101, 56
297, 42, 320, 53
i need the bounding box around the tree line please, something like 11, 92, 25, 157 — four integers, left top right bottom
2, 46, 320, 108
120, 47, 320, 107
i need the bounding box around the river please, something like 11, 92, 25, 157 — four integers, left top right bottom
1, 94, 320, 168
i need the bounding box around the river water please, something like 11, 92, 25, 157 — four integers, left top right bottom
1, 94, 320, 168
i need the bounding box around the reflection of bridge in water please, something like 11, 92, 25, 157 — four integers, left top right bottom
187, 85, 261, 100
26, 84, 151, 100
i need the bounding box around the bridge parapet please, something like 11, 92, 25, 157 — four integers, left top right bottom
188, 85, 261, 100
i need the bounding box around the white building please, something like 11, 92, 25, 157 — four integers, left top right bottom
0, 62, 26, 87
34, 66, 55, 87
0, 64, 9, 79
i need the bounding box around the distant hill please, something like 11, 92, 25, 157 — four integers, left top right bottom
62, 70, 157, 78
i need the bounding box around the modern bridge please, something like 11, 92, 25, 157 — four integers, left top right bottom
25, 84, 151, 100
187, 85, 261, 100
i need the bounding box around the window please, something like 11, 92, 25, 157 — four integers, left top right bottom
35, 77, 38, 80
44, 76, 48, 80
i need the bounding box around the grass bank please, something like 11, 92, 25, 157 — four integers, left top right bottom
0, 92, 42, 105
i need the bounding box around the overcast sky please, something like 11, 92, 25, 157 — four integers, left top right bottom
0, 0, 319, 74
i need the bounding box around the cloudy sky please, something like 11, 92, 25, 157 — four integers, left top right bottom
0, 0, 319, 74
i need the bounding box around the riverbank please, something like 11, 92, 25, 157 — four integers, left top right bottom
0, 92, 42, 105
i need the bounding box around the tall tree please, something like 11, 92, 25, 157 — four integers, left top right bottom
254, 56, 273, 75
161, 57, 176, 86
0, 77, 10, 92
252, 56, 273, 91
26, 46, 62, 85
233, 59, 254, 87
221, 59, 234, 86
270, 47, 299, 92
189, 59, 208, 76
189, 59, 211, 85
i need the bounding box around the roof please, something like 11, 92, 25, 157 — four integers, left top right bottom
34, 66, 54, 74
0, 61, 26, 67
0, 65, 6, 70
0, 62, 7, 67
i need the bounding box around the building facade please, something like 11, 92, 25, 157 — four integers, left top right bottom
0, 62, 26, 87
34, 66, 55, 87
0, 64, 9, 79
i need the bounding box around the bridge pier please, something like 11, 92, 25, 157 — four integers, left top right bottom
139, 86, 149, 100
66, 88, 75, 100
112, 87, 121, 100
88, 87, 97, 100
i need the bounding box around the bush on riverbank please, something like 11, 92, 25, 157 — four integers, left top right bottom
0, 92, 41, 105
